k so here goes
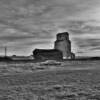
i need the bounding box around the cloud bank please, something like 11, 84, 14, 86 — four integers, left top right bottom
0, 0, 99, 56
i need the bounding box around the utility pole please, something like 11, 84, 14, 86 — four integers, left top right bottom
5, 46, 7, 57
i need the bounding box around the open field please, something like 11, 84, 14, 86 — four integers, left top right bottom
0, 60, 100, 99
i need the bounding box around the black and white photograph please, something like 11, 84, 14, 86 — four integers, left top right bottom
0, 0, 100, 100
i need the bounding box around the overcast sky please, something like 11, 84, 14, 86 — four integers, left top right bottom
0, 0, 100, 56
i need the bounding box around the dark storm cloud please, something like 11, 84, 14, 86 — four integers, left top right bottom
90, 46, 100, 51
0, 36, 34, 41
69, 24, 100, 35
58, 20, 100, 34
74, 38, 100, 52
78, 41, 100, 48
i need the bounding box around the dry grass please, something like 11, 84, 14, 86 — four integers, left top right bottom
0, 60, 99, 99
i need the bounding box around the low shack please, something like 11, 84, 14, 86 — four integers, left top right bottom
33, 49, 63, 61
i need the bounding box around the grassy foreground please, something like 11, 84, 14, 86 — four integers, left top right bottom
0, 60, 99, 100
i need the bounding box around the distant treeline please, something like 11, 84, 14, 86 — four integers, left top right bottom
0, 56, 100, 62
0, 57, 12, 61
67, 57, 100, 61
